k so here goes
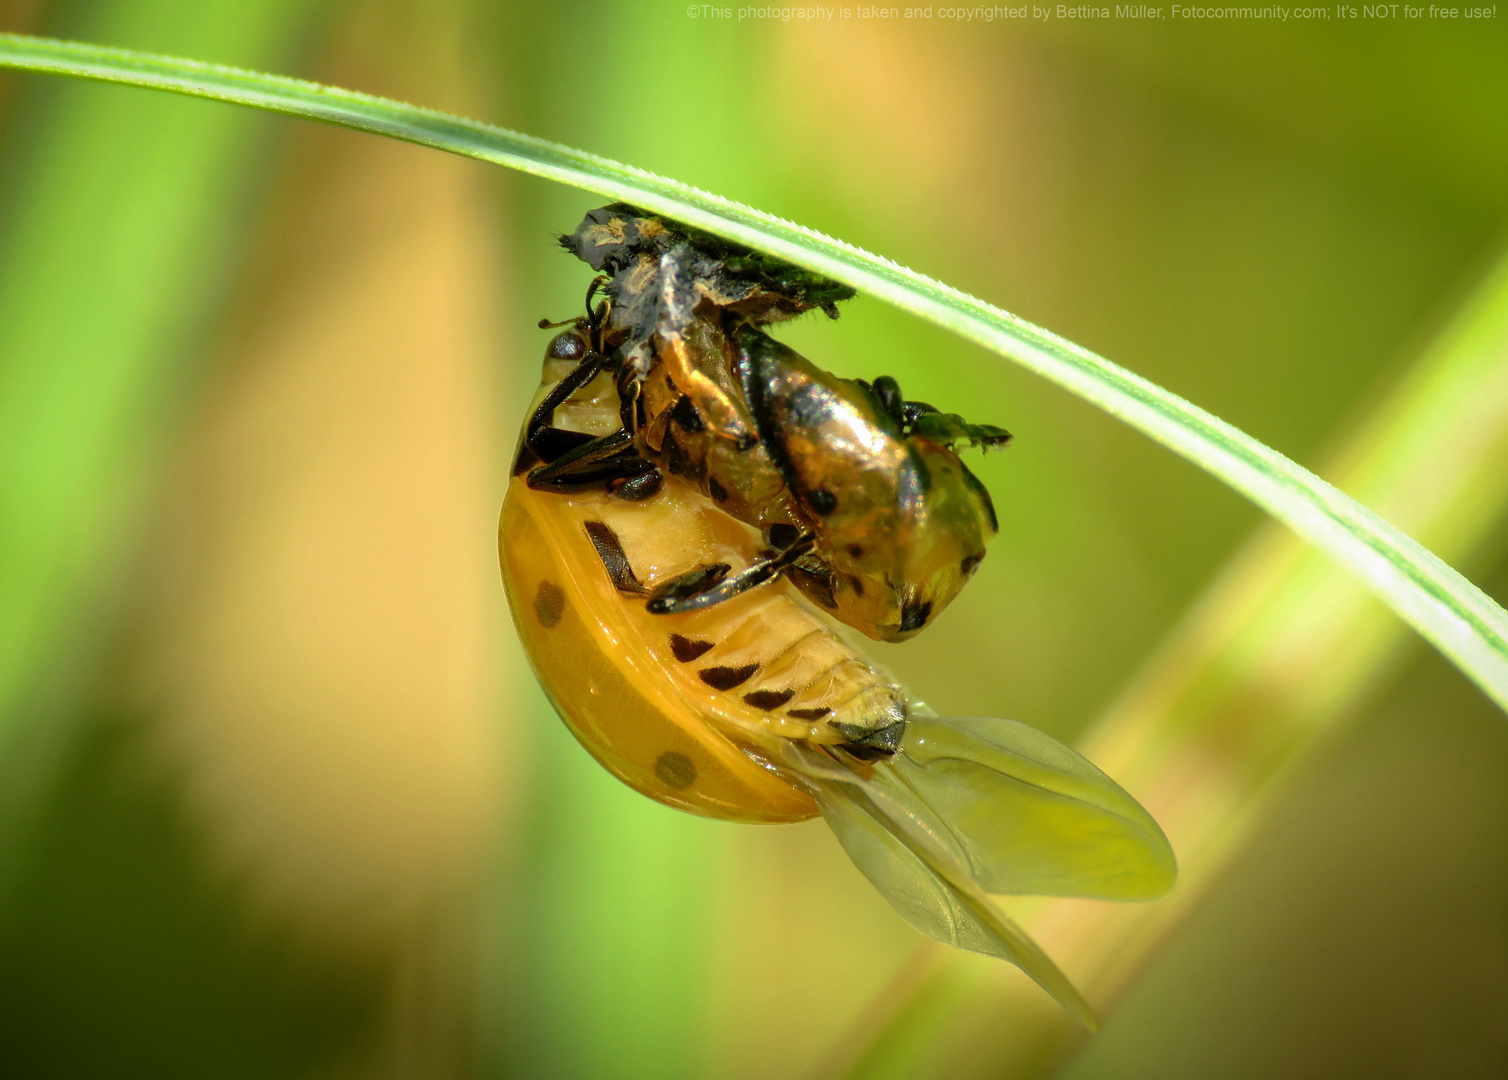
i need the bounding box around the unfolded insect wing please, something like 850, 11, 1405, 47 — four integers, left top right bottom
779, 742, 1098, 1029
890, 716, 1177, 901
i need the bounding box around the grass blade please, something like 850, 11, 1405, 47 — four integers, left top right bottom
0, 31, 1503, 714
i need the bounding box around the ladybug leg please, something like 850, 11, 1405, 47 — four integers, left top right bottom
905, 410, 1013, 450
883, 390, 1011, 450
523, 347, 664, 498
527, 430, 663, 496
606, 464, 663, 501
525, 351, 604, 452
646, 532, 816, 615
643, 562, 733, 612
581, 520, 651, 596
616, 368, 644, 436
529, 428, 631, 477
862, 378, 1012, 450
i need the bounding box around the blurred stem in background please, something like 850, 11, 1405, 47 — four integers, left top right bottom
483, 5, 730, 1076
0, 0, 329, 892
833, 243, 1508, 1080
493, 708, 718, 1080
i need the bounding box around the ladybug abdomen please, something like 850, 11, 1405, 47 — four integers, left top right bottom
499, 474, 908, 823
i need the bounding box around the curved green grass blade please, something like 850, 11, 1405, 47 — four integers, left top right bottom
0, 32, 1504, 712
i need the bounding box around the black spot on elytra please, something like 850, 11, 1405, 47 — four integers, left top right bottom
767, 523, 800, 550
848, 575, 865, 596
708, 476, 728, 503
847, 544, 864, 558
671, 394, 705, 433
807, 488, 838, 515
670, 634, 715, 663
742, 688, 795, 711
655, 751, 697, 790
899, 599, 933, 633
788, 707, 832, 720
699, 663, 759, 691
662, 431, 694, 477
534, 581, 565, 627
960, 552, 984, 576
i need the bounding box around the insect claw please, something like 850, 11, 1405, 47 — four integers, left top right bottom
645, 562, 733, 613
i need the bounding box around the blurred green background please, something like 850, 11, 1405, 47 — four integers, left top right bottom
0, 1, 1504, 1077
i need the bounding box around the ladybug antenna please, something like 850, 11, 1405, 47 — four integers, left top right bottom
538, 274, 613, 335
583, 276, 613, 354
584, 276, 609, 322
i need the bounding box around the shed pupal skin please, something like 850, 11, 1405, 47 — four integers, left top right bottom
500, 344, 908, 823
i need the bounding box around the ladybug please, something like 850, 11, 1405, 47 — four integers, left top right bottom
501, 326, 1177, 1025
